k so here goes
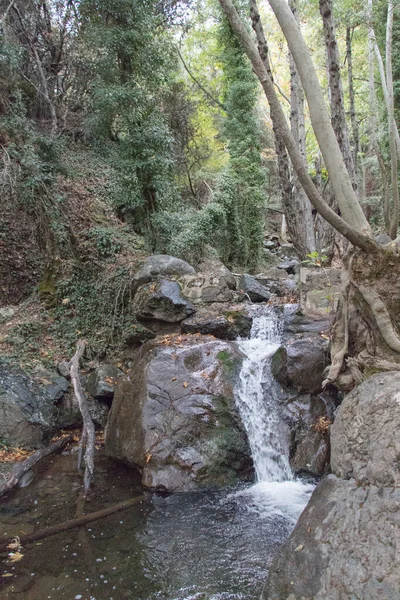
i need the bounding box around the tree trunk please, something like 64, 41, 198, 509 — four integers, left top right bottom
385, 0, 399, 239
319, 0, 357, 190
219, 0, 376, 251
267, 0, 370, 235
346, 27, 359, 172
249, 0, 316, 259
288, 0, 317, 256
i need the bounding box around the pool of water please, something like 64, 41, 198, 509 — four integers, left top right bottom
0, 452, 313, 600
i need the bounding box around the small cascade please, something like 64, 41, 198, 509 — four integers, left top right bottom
236, 306, 292, 482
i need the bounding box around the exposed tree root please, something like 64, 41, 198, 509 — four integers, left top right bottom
323, 285, 349, 387
0, 495, 146, 554
352, 283, 400, 353
0, 436, 72, 498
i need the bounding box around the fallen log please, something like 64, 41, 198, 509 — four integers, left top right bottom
0, 435, 73, 499
0, 494, 146, 553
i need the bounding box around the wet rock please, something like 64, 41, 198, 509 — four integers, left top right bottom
0, 363, 56, 448
133, 280, 196, 322
181, 306, 252, 340
105, 335, 252, 491
271, 337, 328, 394
287, 390, 338, 476
284, 311, 329, 337
239, 274, 270, 303
133, 255, 196, 290
263, 372, 400, 600
86, 364, 124, 402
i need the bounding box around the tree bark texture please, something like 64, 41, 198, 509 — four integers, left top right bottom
319, 0, 357, 190
267, 0, 371, 235
218, 0, 377, 251
346, 27, 359, 172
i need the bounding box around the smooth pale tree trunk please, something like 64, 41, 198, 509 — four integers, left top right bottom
319, 0, 357, 189
346, 27, 359, 171
266, 0, 371, 236
368, 0, 391, 231
386, 0, 399, 238
249, 0, 316, 259
288, 0, 316, 256
219, 0, 375, 251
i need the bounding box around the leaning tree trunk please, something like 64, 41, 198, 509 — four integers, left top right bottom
319, 0, 357, 191
251, 0, 323, 260
218, 0, 400, 391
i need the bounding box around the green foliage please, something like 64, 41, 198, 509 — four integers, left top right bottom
80, 0, 180, 243
213, 13, 267, 272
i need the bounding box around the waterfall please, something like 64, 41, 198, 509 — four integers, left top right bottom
236, 307, 292, 483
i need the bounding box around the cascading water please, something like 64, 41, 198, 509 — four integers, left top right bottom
233, 305, 314, 524
236, 307, 292, 482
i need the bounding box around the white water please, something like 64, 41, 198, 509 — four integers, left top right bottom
235, 306, 314, 519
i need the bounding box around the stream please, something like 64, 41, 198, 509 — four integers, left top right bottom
0, 306, 314, 600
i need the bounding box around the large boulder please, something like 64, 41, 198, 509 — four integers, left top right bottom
181, 305, 252, 340
331, 372, 400, 487
271, 337, 328, 394
0, 364, 56, 448
197, 258, 237, 290
263, 372, 400, 600
105, 335, 252, 491
133, 279, 196, 323
133, 255, 196, 289
239, 274, 271, 303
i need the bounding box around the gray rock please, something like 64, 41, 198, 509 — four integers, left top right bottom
197, 258, 236, 290
179, 273, 234, 304
123, 323, 156, 345
271, 337, 328, 394
375, 233, 392, 245
133, 279, 196, 323
88, 397, 110, 428
40, 374, 69, 401
181, 306, 252, 340
239, 274, 271, 303
86, 364, 124, 401
287, 391, 337, 476
331, 372, 400, 486
263, 372, 400, 599
263, 240, 276, 249
0, 364, 56, 449
277, 260, 299, 274
284, 312, 330, 337
133, 255, 196, 289
57, 361, 71, 379
105, 336, 252, 491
